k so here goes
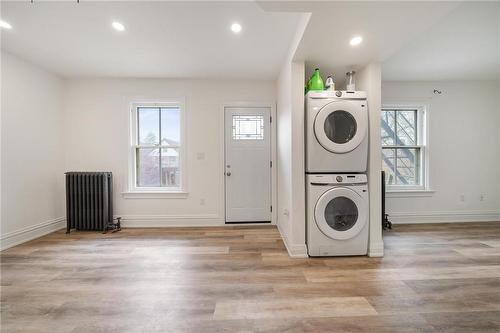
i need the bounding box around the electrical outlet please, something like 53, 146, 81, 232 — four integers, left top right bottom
460, 194, 465, 202
480, 194, 485, 201
200, 198, 205, 205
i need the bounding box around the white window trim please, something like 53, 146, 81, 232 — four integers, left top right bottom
124, 100, 187, 198
382, 103, 431, 194
385, 189, 435, 198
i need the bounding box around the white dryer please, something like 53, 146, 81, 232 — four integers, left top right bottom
306, 173, 369, 256
306, 91, 368, 173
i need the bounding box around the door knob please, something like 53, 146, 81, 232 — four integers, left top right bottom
226, 171, 231, 176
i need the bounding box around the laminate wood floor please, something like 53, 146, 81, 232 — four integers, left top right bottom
2, 223, 500, 332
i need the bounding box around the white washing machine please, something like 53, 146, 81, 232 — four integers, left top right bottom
306, 91, 368, 173
306, 173, 369, 256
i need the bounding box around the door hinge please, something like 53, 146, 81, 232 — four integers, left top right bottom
270, 161, 272, 168
270, 205, 272, 212
270, 116, 272, 123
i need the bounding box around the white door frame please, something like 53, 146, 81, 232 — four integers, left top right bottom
221, 102, 276, 225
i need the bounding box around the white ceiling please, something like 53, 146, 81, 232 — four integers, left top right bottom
260, 1, 472, 86
382, 1, 500, 81
3, 1, 497, 82
0, 1, 302, 79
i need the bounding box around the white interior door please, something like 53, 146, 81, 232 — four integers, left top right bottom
225, 107, 271, 223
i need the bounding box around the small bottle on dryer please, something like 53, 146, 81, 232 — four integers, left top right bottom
325, 76, 335, 91
346, 71, 356, 91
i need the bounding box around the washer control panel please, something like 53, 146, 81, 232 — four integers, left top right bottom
309, 174, 367, 185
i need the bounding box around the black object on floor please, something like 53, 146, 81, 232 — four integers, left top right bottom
65, 172, 121, 234
381, 171, 392, 230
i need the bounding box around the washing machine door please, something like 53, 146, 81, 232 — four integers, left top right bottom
314, 101, 367, 153
314, 187, 367, 240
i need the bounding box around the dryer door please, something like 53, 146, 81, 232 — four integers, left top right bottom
314, 187, 367, 240
314, 101, 367, 153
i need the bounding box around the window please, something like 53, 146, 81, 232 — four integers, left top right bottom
232, 115, 264, 140
129, 102, 185, 193
381, 106, 427, 191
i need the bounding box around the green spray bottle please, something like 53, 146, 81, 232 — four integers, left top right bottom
309, 68, 324, 91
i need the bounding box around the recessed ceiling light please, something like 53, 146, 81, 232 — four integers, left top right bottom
112, 21, 125, 32
230, 23, 242, 34
0, 20, 12, 30
350, 36, 363, 46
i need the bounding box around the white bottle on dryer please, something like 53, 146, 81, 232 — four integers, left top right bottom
325, 76, 335, 91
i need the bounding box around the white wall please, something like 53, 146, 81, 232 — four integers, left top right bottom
276, 60, 307, 257
276, 61, 293, 242
382, 80, 500, 223
1, 52, 65, 249
63, 78, 275, 226
274, 13, 311, 258
358, 63, 384, 257
290, 61, 306, 247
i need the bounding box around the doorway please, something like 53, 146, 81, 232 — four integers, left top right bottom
224, 107, 272, 223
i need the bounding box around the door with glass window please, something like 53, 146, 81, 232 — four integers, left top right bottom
224, 107, 271, 223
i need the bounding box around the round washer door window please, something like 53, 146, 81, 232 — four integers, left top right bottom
314, 187, 367, 240
324, 111, 357, 144
314, 101, 367, 154
324, 196, 359, 231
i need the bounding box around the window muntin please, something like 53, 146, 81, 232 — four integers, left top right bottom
381, 107, 426, 190
132, 104, 183, 191
232, 115, 264, 140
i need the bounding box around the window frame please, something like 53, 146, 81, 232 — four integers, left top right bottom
381, 104, 430, 193
127, 100, 187, 196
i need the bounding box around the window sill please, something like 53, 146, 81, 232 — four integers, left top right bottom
121, 191, 189, 199
386, 190, 435, 198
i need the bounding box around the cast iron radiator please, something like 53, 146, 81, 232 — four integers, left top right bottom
65, 172, 121, 233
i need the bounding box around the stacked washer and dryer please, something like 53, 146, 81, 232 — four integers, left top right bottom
305, 91, 369, 256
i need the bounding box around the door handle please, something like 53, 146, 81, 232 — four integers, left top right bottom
226, 171, 231, 176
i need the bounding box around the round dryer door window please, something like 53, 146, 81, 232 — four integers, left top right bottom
324, 111, 357, 144
314, 187, 367, 240
314, 101, 367, 154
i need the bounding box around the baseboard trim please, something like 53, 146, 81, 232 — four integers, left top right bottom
119, 214, 224, 228
368, 241, 384, 257
277, 223, 308, 258
0, 217, 66, 251
389, 210, 500, 224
